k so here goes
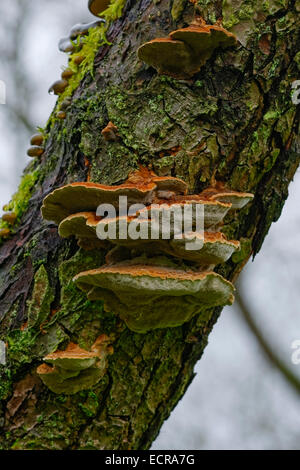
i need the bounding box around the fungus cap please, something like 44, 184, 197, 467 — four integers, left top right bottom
73, 263, 235, 332
88, 0, 111, 16
57, 111, 66, 120
61, 69, 74, 80
41, 181, 155, 225
41, 168, 187, 225
2, 212, 17, 225
58, 212, 99, 239
137, 197, 231, 228
101, 220, 240, 264
152, 175, 187, 195
138, 37, 200, 79
37, 336, 111, 394
138, 21, 237, 79
43, 343, 99, 371
170, 23, 237, 55
48, 79, 68, 95
58, 213, 110, 251
74, 55, 85, 66
0, 228, 10, 238
36, 363, 106, 395
200, 186, 254, 209
30, 134, 44, 146
169, 231, 240, 264
27, 146, 44, 158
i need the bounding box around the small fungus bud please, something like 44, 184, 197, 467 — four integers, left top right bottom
27, 146, 44, 158
73, 55, 85, 66
0, 228, 10, 238
30, 134, 44, 146
61, 69, 74, 80
57, 111, 66, 120
48, 79, 68, 95
2, 212, 17, 225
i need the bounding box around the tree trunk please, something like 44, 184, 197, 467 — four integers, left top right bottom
0, 0, 299, 450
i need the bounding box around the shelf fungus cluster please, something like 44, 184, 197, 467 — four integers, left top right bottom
41, 167, 253, 333
138, 18, 237, 79
37, 336, 112, 394
27, 133, 45, 159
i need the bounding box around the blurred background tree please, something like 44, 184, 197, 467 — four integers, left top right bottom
0, 0, 299, 450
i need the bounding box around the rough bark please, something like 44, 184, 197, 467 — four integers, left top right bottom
0, 0, 299, 450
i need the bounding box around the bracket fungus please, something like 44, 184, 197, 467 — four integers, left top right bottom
169, 21, 237, 52
41, 167, 253, 333
200, 185, 254, 209
73, 264, 235, 333
88, 0, 111, 17
41, 167, 187, 225
103, 226, 239, 265
58, 212, 99, 239
42, 181, 154, 225
138, 38, 199, 80
37, 336, 111, 394
58, 212, 108, 250
137, 197, 231, 229
138, 19, 237, 79
58, 210, 239, 265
